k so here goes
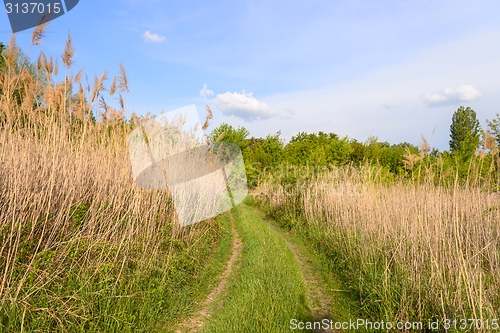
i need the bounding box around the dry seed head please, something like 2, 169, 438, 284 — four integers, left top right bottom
90, 70, 108, 103
109, 76, 117, 96
109, 108, 125, 123
44, 55, 54, 75
37, 51, 45, 71
99, 96, 108, 115
202, 105, 213, 131
62, 31, 75, 69
74, 68, 84, 85
420, 134, 431, 158
118, 93, 124, 111
403, 147, 421, 169
54, 58, 59, 76
6, 34, 19, 67
84, 74, 91, 92
437, 154, 443, 166
131, 112, 139, 126
77, 84, 86, 118
215, 131, 225, 142
482, 130, 498, 155
118, 63, 129, 93
90, 74, 99, 103
31, 16, 48, 46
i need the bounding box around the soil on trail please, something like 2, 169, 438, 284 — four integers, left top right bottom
175, 205, 338, 333
175, 213, 242, 333
256, 209, 337, 333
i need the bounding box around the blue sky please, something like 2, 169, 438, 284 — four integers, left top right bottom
2, 0, 500, 150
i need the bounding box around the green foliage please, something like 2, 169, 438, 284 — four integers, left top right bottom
283, 131, 352, 166
449, 106, 481, 158
0, 42, 5, 71
208, 107, 498, 189
209, 107, 497, 188
211, 123, 250, 150
238, 126, 492, 188
70, 202, 91, 231
244, 133, 285, 186
0, 217, 229, 332
486, 113, 500, 145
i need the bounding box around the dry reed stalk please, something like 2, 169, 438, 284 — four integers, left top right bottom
0, 30, 216, 328
260, 168, 500, 322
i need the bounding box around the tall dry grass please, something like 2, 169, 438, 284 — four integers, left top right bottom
0, 29, 219, 330
260, 164, 500, 324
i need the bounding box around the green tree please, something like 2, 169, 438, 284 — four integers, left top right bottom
284, 132, 340, 166
0, 41, 6, 70
486, 113, 500, 146
210, 123, 250, 150
449, 106, 481, 157
244, 133, 284, 186
251, 134, 284, 167
327, 136, 353, 165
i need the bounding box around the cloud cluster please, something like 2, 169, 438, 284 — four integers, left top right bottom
143, 30, 166, 43
199, 83, 214, 98
212, 90, 276, 121
422, 84, 482, 106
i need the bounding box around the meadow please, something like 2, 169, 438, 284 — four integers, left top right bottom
0, 27, 230, 332
2, 23, 500, 332
257, 162, 500, 328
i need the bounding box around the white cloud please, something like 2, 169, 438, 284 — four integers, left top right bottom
199, 83, 214, 98
143, 30, 166, 43
213, 90, 276, 121
422, 84, 482, 106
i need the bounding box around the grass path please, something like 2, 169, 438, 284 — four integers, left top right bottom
257, 211, 336, 333
199, 203, 311, 332
174, 197, 360, 332
175, 213, 243, 333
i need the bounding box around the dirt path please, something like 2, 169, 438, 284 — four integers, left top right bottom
175, 205, 338, 332
175, 212, 242, 333
255, 209, 336, 333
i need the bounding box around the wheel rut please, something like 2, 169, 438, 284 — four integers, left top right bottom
175, 212, 242, 333
253, 208, 337, 333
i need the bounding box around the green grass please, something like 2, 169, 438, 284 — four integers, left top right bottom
0, 216, 233, 333
249, 203, 360, 324
201, 202, 312, 333
1, 195, 363, 332
246, 196, 361, 325
163, 211, 235, 332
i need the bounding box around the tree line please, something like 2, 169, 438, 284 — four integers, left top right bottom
212, 106, 500, 188
2, 39, 499, 189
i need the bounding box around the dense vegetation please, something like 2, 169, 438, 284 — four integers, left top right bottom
2, 22, 500, 331
214, 105, 499, 190
208, 44, 500, 329
209, 93, 500, 327
0, 28, 232, 332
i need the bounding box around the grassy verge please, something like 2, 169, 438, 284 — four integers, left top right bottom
257, 171, 500, 331
0, 215, 232, 333
1, 31, 237, 332
201, 202, 312, 333
165, 212, 234, 332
